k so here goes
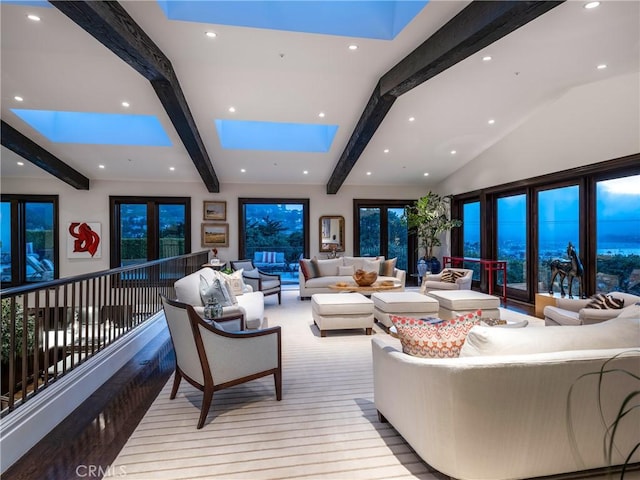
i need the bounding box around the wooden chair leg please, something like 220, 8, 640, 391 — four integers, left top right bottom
274, 368, 282, 401
169, 369, 182, 400
198, 386, 214, 429
277, 291, 281, 304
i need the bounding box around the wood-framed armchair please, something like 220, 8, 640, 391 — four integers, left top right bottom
230, 259, 282, 304
160, 295, 282, 429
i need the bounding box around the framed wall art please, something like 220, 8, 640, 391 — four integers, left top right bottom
203, 200, 226, 221
201, 223, 229, 247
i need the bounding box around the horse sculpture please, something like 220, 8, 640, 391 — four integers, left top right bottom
548, 242, 584, 298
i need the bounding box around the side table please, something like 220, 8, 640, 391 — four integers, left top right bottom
202, 261, 227, 271
534, 292, 560, 318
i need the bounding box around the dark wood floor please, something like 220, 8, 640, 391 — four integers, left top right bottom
3, 329, 175, 480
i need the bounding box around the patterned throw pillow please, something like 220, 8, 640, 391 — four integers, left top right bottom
585, 293, 624, 309
379, 257, 397, 276
440, 269, 465, 283
199, 275, 233, 307
390, 311, 481, 358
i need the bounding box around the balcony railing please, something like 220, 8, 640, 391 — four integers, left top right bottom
0, 251, 208, 416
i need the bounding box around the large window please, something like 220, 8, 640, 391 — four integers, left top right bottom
596, 174, 640, 294
1, 195, 57, 287
109, 197, 190, 268
462, 201, 481, 280
496, 193, 527, 292
537, 185, 580, 294
239, 198, 309, 285
354, 200, 412, 273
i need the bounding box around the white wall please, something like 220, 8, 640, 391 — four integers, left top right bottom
0, 177, 426, 278
438, 73, 640, 195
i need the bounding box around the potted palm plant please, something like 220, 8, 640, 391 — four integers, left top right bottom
405, 192, 462, 274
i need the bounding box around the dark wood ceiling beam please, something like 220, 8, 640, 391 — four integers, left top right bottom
1, 120, 90, 190
327, 0, 564, 194
50, 0, 220, 193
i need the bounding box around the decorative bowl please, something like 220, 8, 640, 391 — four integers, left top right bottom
353, 269, 378, 287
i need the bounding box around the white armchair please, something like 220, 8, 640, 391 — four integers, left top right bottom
421, 268, 473, 293
544, 291, 640, 326
160, 295, 282, 429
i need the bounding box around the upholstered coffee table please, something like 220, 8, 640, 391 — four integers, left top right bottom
311, 293, 374, 337
371, 292, 439, 329
426, 290, 500, 319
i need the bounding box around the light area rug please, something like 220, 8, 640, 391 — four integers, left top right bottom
106, 290, 631, 480
106, 290, 444, 480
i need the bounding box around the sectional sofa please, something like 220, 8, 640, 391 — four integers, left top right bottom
372, 315, 640, 480
298, 256, 406, 299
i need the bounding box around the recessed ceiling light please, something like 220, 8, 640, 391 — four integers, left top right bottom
450, 150, 457, 155
27, 14, 40, 21
408, 117, 415, 122
383, 149, 389, 153
348, 44, 358, 51
228, 106, 236, 113
303, 170, 308, 175
482, 56, 492, 62
366, 171, 372, 176
14, 96, 24, 102
488, 119, 496, 125
240, 168, 246, 173
17, 161, 24, 166
584, 1, 600, 9
318, 112, 325, 118
423, 172, 429, 177
597, 64, 607, 70
98, 164, 105, 169
121, 101, 130, 108
205, 31, 217, 38
169, 167, 175, 171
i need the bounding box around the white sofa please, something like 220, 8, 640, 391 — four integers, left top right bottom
174, 267, 265, 329
544, 291, 640, 325
298, 256, 406, 299
372, 317, 640, 480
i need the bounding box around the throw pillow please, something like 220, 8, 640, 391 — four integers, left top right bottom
299, 258, 318, 281
199, 275, 233, 307
362, 258, 381, 273
219, 269, 245, 297
440, 269, 465, 283
338, 265, 355, 276
314, 257, 342, 276
390, 310, 481, 358
585, 293, 624, 309
379, 257, 397, 276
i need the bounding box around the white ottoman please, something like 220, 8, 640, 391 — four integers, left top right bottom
371, 292, 440, 329
311, 293, 374, 337
426, 290, 500, 319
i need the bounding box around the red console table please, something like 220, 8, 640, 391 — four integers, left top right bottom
443, 256, 507, 305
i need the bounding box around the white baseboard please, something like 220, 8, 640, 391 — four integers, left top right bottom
0, 313, 167, 474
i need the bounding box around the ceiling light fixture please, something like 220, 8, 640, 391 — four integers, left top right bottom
121, 101, 130, 108
348, 44, 358, 51
27, 14, 40, 21
240, 168, 246, 173
383, 149, 389, 153
205, 31, 217, 38
584, 1, 600, 9
303, 170, 308, 175
597, 64, 607, 70
423, 172, 429, 177
488, 119, 495, 125
366, 171, 372, 176
14, 96, 24, 102
228, 106, 236, 113
450, 150, 457, 155
17, 161, 24, 166
99, 164, 105, 169
482, 55, 492, 61
169, 167, 175, 171
408, 117, 415, 122
318, 112, 325, 118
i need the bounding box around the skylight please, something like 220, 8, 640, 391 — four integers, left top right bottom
157, 1, 429, 40
10, 109, 172, 146
215, 119, 338, 152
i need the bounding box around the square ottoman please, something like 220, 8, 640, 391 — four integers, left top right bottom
311, 293, 374, 337
371, 292, 440, 329
426, 290, 500, 319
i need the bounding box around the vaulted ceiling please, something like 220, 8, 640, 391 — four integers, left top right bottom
1, 1, 638, 193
